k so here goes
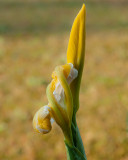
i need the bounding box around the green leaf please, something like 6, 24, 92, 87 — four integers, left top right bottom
65, 142, 86, 160
71, 122, 87, 160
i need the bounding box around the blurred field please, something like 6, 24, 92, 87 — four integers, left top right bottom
0, 0, 128, 160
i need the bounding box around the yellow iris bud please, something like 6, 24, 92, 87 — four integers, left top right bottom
33, 4, 86, 148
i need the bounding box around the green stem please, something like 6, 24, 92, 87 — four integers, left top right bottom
63, 127, 74, 147
71, 114, 87, 160
65, 142, 86, 160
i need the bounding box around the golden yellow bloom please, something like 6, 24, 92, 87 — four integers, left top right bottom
33, 4, 86, 147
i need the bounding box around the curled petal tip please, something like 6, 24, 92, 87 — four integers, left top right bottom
33, 106, 52, 134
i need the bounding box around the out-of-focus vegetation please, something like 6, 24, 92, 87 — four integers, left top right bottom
0, 0, 128, 35
0, 0, 128, 160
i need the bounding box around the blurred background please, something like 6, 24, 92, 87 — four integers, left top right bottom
0, 0, 128, 159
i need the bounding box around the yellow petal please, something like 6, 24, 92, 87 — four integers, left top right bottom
33, 106, 52, 134
61, 64, 71, 78
66, 4, 86, 113
67, 4, 86, 71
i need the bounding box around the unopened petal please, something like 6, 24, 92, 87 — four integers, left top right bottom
52, 63, 78, 108
67, 4, 86, 70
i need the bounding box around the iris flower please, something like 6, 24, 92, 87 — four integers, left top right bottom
33, 4, 87, 160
